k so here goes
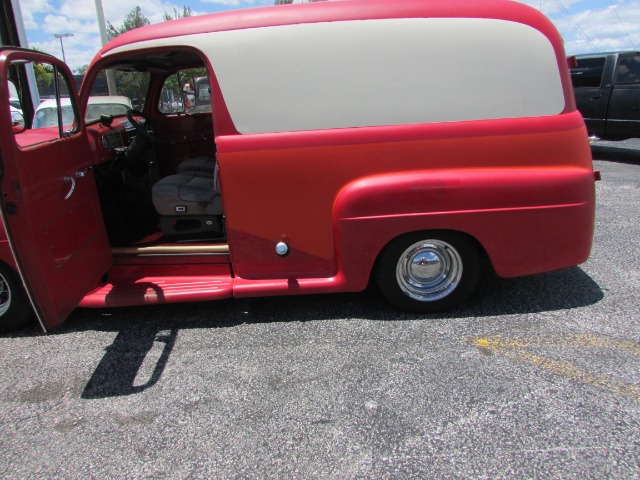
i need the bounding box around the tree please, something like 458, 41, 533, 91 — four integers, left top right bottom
99, 5, 198, 105
75, 64, 89, 76
163, 6, 192, 21
30, 47, 54, 88
275, 0, 293, 4
106, 7, 150, 41
101, 7, 152, 102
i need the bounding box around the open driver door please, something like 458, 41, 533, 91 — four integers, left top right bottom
0, 49, 112, 331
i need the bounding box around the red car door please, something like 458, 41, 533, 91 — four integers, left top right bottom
0, 49, 112, 331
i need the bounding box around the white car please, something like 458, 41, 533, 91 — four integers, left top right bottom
32, 95, 133, 129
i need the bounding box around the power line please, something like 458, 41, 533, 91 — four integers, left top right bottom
552, 0, 600, 52
607, 0, 638, 49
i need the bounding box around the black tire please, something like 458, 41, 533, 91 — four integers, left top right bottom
375, 231, 479, 313
0, 262, 33, 333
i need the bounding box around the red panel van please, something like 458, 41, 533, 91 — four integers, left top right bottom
0, 0, 597, 331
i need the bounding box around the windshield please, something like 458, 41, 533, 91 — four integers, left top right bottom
33, 100, 132, 128
87, 69, 150, 112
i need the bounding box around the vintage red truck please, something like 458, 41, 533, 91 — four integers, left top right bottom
0, 0, 597, 332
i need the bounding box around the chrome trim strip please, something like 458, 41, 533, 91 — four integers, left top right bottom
112, 244, 230, 256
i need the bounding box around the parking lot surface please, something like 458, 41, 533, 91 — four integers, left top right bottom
0, 157, 639, 479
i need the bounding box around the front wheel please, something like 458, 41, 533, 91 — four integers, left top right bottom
375, 231, 479, 312
0, 263, 33, 333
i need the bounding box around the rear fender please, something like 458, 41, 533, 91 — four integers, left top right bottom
333, 167, 596, 287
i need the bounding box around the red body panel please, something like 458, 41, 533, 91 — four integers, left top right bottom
217, 112, 594, 292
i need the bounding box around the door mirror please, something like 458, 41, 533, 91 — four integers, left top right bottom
10, 110, 25, 132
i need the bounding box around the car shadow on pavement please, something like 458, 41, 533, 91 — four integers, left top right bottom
591, 145, 640, 164
8, 265, 603, 399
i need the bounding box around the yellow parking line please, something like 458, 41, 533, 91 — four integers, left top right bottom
470, 335, 640, 402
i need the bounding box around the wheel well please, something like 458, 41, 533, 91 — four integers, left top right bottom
371, 229, 488, 278
0, 260, 16, 276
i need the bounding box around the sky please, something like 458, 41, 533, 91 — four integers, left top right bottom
14, 0, 640, 72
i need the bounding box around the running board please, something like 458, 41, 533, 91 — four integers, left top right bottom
79, 272, 233, 307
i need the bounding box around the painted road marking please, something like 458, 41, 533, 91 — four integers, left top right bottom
469, 334, 640, 402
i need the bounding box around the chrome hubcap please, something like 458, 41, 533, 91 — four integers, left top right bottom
0, 272, 11, 316
396, 239, 463, 302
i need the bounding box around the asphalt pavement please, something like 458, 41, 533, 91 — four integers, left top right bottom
0, 151, 638, 479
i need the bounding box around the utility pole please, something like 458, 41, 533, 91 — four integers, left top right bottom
54, 33, 73, 63
94, 0, 117, 95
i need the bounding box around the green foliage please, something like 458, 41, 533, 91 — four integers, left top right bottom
27, 47, 53, 87
75, 64, 89, 76
113, 71, 150, 107
106, 7, 150, 40
275, 0, 294, 4
34, 63, 54, 88
170, 68, 207, 89
98, 6, 202, 109
89, 69, 149, 108
163, 6, 193, 21
100, 6, 152, 107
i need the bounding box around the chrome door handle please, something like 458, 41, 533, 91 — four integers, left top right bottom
63, 176, 76, 200
63, 169, 90, 200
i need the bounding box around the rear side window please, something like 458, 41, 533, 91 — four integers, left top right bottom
570, 57, 606, 88
158, 68, 211, 115
616, 56, 640, 85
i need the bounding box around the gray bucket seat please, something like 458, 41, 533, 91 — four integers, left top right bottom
151, 156, 222, 236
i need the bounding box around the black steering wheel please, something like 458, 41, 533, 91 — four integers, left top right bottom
126, 109, 158, 143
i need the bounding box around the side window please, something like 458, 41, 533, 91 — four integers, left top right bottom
158, 68, 210, 115
615, 56, 640, 85
11, 60, 80, 147
570, 57, 606, 88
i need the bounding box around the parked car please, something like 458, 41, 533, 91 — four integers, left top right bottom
570, 51, 640, 139
0, 0, 597, 332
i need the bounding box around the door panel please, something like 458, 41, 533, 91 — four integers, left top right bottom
607, 54, 640, 138
0, 49, 112, 330
570, 55, 610, 137
573, 87, 609, 136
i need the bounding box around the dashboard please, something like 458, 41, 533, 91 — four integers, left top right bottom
87, 118, 138, 164
100, 131, 126, 150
